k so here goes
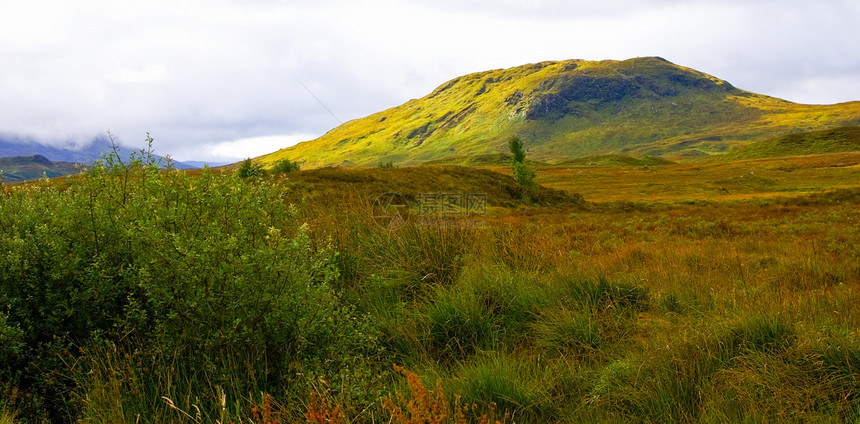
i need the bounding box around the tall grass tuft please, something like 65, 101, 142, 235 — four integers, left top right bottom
453, 354, 552, 422
563, 276, 650, 312
0, 408, 16, 424
530, 306, 602, 356
422, 264, 547, 361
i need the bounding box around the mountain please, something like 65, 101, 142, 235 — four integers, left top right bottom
182, 160, 231, 168
0, 136, 198, 170
0, 155, 81, 183
0, 136, 113, 163
255, 57, 860, 168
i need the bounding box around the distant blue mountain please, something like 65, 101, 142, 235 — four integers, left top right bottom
182, 160, 231, 168
0, 134, 197, 169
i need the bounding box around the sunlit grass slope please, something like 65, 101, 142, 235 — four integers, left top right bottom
723, 125, 860, 160
257, 57, 860, 168
502, 151, 860, 202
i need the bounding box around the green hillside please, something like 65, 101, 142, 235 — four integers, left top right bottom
256, 57, 860, 168
723, 126, 860, 160
0, 154, 81, 183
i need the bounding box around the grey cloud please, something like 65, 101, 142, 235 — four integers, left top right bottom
0, 0, 857, 161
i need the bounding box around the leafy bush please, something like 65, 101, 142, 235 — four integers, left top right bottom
273, 157, 301, 173
0, 144, 385, 422
238, 158, 267, 177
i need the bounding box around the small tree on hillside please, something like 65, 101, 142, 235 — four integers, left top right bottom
238, 158, 266, 178
272, 158, 300, 174
509, 136, 535, 188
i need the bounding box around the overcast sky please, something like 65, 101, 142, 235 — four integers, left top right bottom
1, 0, 858, 161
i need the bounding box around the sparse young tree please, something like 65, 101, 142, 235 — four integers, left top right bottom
508, 136, 535, 188
509, 136, 526, 164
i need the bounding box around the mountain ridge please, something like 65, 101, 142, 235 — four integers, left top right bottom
0, 135, 115, 163
0, 154, 81, 183
0, 135, 198, 173
255, 57, 860, 168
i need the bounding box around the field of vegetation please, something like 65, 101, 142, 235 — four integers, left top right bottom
1, 146, 860, 423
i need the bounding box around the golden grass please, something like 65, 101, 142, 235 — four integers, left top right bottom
493, 151, 860, 202
0, 410, 15, 424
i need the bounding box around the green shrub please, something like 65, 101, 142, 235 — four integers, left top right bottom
238, 158, 266, 177
0, 144, 386, 422
508, 136, 526, 164
273, 158, 300, 173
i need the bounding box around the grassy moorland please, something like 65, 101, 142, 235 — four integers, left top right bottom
1, 147, 860, 423
520, 151, 860, 202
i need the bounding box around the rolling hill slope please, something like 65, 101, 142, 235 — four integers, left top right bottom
256, 57, 860, 168
0, 155, 81, 183
723, 126, 860, 160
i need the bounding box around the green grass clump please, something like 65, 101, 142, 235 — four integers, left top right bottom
530, 306, 602, 355
587, 315, 796, 422
0, 408, 16, 424
423, 265, 547, 361
730, 315, 796, 353
453, 354, 554, 422
425, 286, 500, 360
564, 277, 650, 312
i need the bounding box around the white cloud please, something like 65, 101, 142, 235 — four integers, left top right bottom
192, 133, 317, 162
774, 74, 860, 105
110, 64, 170, 84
